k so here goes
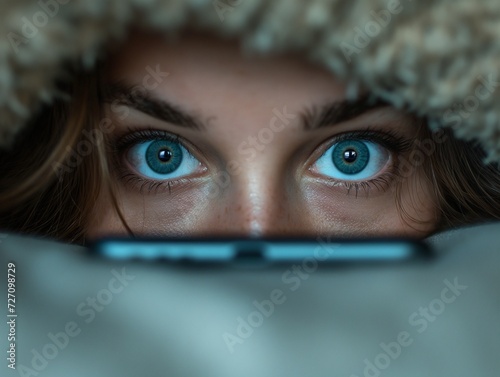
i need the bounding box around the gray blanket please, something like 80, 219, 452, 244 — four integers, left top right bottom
0, 224, 499, 376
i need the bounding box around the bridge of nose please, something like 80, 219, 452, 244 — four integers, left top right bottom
209, 169, 309, 236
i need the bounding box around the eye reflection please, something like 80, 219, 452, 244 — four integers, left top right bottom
311, 139, 390, 181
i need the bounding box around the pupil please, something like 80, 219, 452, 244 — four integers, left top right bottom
343, 149, 357, 163
158, 148, 172, 162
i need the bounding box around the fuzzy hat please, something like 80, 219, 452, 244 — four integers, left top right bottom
1, 0, 500, 162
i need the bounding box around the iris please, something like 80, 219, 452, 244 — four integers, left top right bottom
331, 140, 369, 175
145, 140, 183, 174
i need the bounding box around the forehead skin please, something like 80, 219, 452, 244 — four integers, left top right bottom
88, 31, 438, 239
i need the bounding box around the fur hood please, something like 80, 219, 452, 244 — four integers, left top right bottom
2, 0, 500, 162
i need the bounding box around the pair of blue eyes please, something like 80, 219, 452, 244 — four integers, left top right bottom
126, 138, 389, 182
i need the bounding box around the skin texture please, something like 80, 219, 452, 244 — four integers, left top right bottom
87, 31, 438, 239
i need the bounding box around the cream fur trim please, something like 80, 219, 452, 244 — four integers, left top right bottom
1, 0, 500, 161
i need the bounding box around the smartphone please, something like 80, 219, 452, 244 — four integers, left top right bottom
91, 237, 433, 265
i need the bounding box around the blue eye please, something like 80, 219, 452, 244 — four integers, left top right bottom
311, 139, 390, 181
126, 138, 201, 180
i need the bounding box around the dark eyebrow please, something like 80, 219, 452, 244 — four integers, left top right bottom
102, 82, 206, 131
301, 95, 391, 130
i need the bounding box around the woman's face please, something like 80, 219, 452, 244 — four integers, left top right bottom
88, 32, 438, 239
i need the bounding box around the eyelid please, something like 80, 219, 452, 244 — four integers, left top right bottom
322, 129, 411, 154
113, 128, 181, 151
111, 126, 209, 164
305, 128, 411, 167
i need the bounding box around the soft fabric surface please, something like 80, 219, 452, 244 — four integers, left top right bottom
1, 0, 500, 161
1, 225, 499, 376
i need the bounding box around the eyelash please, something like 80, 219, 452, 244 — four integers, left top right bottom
113, 128, 181, 150
311, 128, 412, 197
110, 127, 412, 196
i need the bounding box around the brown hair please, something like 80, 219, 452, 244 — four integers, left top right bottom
0, 68, 131, 243
1, 68, 499, 244
393, 120, 500, 232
